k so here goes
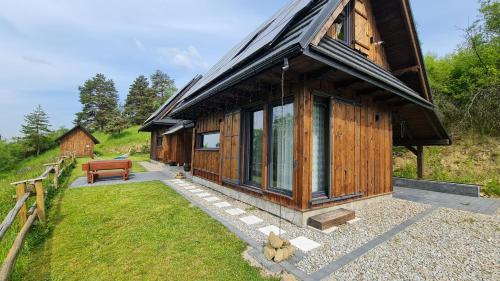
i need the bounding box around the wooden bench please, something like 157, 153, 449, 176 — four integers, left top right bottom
82, 159, 132, 184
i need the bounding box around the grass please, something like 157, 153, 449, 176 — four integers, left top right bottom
1, 126, 152, 273
12, 181, 275, 281
394, 134, 500, 197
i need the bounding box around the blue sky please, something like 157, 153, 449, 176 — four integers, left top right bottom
0, 0, 480, 139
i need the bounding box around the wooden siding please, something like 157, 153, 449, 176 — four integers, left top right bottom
309, 80, 393, 209
323, 0, 389, 69
162, 130, 193, 165
352, 0, 390, 69
190, 79, 392, 211
192, 113, 223, 183
59, 129, 95, 157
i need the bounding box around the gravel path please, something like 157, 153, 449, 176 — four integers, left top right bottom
162, 178, 432, 275
296, 199, 430, 273
326, 208, 500, 281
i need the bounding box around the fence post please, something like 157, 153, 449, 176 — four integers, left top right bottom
15, 182, 28, 227
34, 180, 46, 223
53, 162, 60, 189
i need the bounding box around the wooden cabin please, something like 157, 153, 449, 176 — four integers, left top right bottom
56, 125, 100, 157
146, 0, 451, 226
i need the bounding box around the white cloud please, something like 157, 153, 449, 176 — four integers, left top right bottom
158, 46, 209, 70
134, 39, 144, 49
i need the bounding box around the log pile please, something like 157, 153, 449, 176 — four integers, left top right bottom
263, 232, 295, 262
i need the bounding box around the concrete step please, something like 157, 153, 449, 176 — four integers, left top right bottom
307, 208, 355, 230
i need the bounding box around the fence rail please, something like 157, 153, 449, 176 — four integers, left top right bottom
0, 153, 75, 281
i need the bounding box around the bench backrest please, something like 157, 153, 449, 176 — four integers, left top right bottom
82, 159, 132, 171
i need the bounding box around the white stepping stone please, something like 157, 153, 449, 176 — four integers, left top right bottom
347, 218, 362, 225
290, 236, 321, 252
196, 192, 212, 198
214, 202, 231, 208
258, 225, 286, 236
239, 215, 263, 225
189, 189, 203, 193
225, 208, 246, 216
204, 196, 220, 202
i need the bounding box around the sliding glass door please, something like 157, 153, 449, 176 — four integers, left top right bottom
312, 96, 330, 195
246, 109, 264, 186
270, 102, 294, 193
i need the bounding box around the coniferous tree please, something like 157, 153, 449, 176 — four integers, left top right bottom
75, 73, 119, 131
104, 107, 129, 135
124, 75, 157, 125
150, 70, 177, 105
21, 105, 51, 156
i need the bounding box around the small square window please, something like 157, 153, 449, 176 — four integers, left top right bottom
198, 132, 220, 149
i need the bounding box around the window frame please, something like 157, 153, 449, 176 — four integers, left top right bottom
244, 106, 265, 188
196, 131, 221, 151
267, 98, 295, 197
331, 3, 352, 46
311, 94, 332, 199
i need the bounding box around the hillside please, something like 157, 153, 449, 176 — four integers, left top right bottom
394, 135, 500, 197
0, 126, 149, 218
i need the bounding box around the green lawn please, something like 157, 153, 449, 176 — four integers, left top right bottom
13, 181, 275, 281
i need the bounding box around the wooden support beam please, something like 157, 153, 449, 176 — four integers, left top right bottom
416, 145, 424, 179
392, 65, 420, 76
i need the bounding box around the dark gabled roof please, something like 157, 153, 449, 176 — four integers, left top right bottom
169, 0, 449, 144
139, 118, 180, 132
139, 75, 202, 132
55, 125, 100, 144
172, 0, 334, 115
306, 37, 434, 110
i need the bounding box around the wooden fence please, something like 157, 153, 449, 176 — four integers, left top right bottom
0, 153, 75, 281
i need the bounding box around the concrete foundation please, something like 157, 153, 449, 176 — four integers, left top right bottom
192, 176, 392, 227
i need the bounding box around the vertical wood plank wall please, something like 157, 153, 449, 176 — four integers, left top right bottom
59, 129, 95, 157
192, 113, 223, 183
325, 0, 389, 69
309, 80, 393, 206
222, 111, 241, 183
352, 0, 390, 69
161, 130, 193, 165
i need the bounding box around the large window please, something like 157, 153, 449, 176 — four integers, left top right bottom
246, 109, 264, 185
270, 102, 294, 193
312, 96, 330, 195
198, 132, 220, 149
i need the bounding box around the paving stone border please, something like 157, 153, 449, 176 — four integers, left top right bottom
394, 177, 480, 197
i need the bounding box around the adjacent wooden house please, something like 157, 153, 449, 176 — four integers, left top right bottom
143, 0, 450, 226
56, 125, 100, 157
139, 76, 202, 165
